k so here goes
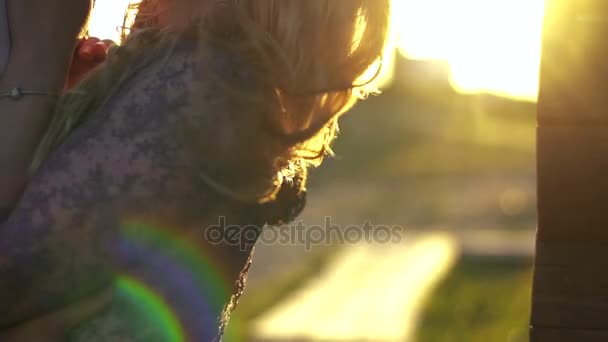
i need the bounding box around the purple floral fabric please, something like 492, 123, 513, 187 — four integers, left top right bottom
0, 35, 269, 341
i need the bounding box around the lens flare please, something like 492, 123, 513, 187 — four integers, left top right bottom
109, 220, 243, 341
115, 276, 186, 342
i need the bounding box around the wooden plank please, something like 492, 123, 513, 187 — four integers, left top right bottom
532, 241, 608, 330
537, 127, 608, 240
538, 0, 608, 125
533, 126, 608, 338
533, 0, 608, 339
531, 327, 608, 342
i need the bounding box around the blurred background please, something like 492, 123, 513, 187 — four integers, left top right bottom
91, 1, 542, 341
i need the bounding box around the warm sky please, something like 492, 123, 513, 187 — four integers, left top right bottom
88, 0, 133, 42
393, 0, 544, 102
89, 0, 545, 102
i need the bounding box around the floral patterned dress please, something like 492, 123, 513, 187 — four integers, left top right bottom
0, 32, 305, 341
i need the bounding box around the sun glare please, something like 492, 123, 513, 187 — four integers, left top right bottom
88, 0, 134, 42
392, 0, 545, 102
89, 1, 545, 102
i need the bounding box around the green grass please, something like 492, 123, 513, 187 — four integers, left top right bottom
416, 256, 533, 342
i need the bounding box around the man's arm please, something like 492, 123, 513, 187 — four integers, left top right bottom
0, 0, 91, 209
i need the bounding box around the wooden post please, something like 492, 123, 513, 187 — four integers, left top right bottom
532, 0, 608, 340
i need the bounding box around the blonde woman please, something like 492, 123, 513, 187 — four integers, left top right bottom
0, 0, 391, 340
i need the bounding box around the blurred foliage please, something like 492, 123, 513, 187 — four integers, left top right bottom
314, 84, 536, 182
307, 62, 538, 230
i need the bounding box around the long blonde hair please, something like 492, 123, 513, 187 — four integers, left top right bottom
32, 0, 392, 201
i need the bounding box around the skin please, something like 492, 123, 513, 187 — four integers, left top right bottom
0, 0, 92, 210
66, 37, 115, 89
0, 2, 104, 337
0, 0, 209, 337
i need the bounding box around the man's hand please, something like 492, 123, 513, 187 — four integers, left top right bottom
66, 37, 115, 89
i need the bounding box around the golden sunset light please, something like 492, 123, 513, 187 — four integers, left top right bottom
88, 0, 133, 42
392, 0, 545, 101
73, 2, 545, 340
89, 1, 545, 102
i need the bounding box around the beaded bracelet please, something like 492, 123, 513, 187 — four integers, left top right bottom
0, 87, 58, 100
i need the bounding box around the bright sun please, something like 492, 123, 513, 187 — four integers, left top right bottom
392, 0, 545, 102
89, 0, 545, 102
88, 0, 134, 42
